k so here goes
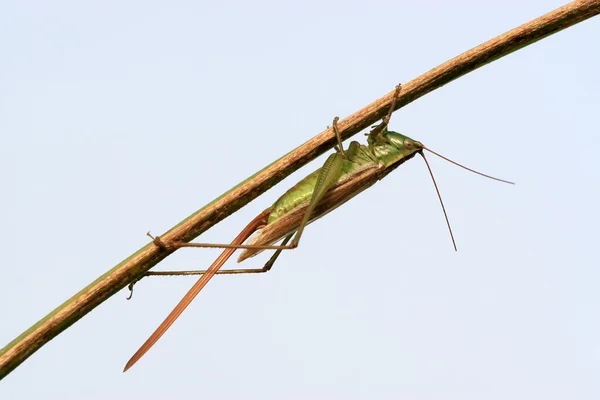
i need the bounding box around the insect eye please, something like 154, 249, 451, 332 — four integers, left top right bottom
404, 139, 414, 149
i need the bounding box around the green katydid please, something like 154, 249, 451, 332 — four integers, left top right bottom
123, 84, 513, 372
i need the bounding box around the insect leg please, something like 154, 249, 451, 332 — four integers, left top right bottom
126, 234, 294, 299
332, 116, 347, 159
289, 150, 345, 247
367, 83, 402, 140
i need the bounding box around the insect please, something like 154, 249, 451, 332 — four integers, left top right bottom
123, 84, 513, 372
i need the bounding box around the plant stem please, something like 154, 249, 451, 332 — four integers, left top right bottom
1, 0, 599, 380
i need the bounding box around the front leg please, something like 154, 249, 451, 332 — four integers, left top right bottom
367, 83, 402, 142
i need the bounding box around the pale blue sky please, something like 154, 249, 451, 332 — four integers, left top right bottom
1, 1, 599, 399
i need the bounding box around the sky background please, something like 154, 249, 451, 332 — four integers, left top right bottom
1, 1, 599, 399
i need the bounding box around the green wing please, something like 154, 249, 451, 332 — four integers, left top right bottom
291, 152, 345, 245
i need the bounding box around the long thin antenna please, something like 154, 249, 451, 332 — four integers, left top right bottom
420, 151, 457, 251
422, 146, 515, 185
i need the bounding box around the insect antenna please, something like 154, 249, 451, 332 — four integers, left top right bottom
421, 146, 515, 185
419, 151, 457, 251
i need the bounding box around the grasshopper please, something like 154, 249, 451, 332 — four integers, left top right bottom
124, 84, 513, 372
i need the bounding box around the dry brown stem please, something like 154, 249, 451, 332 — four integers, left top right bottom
2, 0, 599, 380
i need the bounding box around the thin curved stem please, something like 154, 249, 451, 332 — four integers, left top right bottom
2, 0, 599, 380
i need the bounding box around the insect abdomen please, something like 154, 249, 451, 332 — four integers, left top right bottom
268, 169, 320, 224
